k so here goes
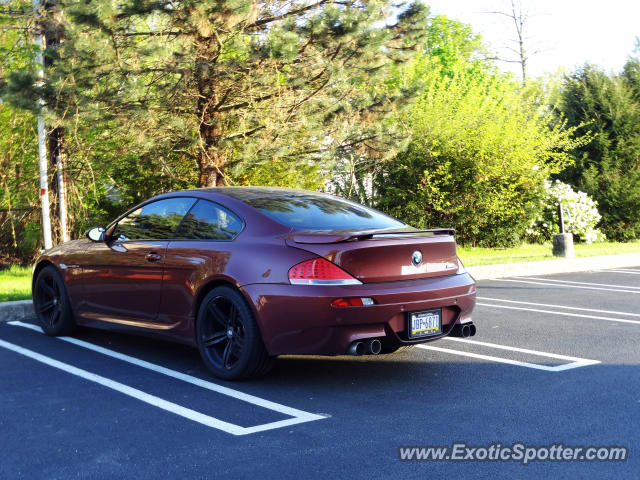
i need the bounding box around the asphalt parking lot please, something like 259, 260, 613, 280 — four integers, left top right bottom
1, 268, 639, 479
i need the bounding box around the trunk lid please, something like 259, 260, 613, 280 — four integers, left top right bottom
285, 229, 459, 283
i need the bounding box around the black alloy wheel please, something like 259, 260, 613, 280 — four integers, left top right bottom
33, 265, 75, 336
196, 286, 273, 380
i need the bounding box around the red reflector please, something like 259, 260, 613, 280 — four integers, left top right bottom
331, 297, 364, 307
288, 258, 361, 285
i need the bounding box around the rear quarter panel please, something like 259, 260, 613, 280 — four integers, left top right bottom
158, 238, 319, 343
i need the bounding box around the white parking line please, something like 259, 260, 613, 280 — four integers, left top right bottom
417, 337, 599, 372
6, 321, 326, 435
478, 296, 640, 318
444, 337, 597, 361
476, 303, 640, 325
518, 277, 640, 290
489, 278, 640, 294
0, 338, 253, 434
608, 269, 640, 275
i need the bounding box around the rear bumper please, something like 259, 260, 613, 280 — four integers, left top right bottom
241, 273, 476, 356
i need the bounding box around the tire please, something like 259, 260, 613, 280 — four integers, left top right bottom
380, 345, 415, 354
196, 286, 274, 380
33, 265, 76, 336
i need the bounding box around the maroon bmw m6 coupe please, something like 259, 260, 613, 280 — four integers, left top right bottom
32, 187, 476, 379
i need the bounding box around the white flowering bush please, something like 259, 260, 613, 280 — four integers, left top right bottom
527, 180, 605, 244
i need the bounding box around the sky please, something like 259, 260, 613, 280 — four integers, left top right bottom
424, 0, 640, 79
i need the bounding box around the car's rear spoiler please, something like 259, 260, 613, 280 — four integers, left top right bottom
290, 228, 456, 244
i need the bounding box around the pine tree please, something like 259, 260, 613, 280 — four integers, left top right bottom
31, 0, 428, 187
556, 64, 640, 241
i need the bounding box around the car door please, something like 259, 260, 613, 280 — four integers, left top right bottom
77, 197, 196, 328
158, 199, 245, 333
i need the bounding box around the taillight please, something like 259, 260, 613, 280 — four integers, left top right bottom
288, 258, 362, 285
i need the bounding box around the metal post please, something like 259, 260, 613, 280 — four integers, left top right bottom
53, 129, 69, 242
55, 149, 68, 242
553, 203, 573, 258
33, 0, 52, 250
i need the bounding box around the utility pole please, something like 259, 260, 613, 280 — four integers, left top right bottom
33, 0, 53, 250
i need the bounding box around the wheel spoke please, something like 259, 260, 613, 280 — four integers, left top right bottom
51, 306, 61, 326
222, 341, 233, 369
207, 302, 228, 328
41, 280, 56, 297
231, 338, 243, 355
203, 332, 227, 348
37, 300, 55, 314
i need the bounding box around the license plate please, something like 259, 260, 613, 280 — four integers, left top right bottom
408, 309, 442, 338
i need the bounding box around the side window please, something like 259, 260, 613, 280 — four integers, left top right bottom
173, 200, 243, 240
114, 198, 196, 240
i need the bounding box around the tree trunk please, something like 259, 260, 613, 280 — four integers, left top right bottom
44, 0, 67, 243
197, 149, 225, 187
48, 128, 61, 244
196, 43, 226, 188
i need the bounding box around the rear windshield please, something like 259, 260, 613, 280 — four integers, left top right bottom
228, 191, 405, 230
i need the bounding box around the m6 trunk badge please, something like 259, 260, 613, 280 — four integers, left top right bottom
411, 250, 423, 266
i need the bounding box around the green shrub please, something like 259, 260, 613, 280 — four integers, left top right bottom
376, 60, 587, 247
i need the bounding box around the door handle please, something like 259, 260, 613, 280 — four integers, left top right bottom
145, 252, 162, 262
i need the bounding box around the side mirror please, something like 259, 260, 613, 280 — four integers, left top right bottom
86, 227, 106, 242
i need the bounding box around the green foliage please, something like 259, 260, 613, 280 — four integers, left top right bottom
422, 14, 487, 74
556, 62, 640, 241
5, 0, 430, 188
1, 0, 429, 261
0, 101, 41, 262
20, 221, 42, 256
376, 58, 587, 247
2, 2, 626, 262
623, 56, 640, 100
331, 14, 489, 206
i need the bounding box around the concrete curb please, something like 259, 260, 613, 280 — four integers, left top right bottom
467, 252, 640, 280
1, 253, 639, 323
0, 299, 33, 323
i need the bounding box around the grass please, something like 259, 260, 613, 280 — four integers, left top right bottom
458, 240, 640, 266
1, 240, 639, 301
0, 265, 32, 302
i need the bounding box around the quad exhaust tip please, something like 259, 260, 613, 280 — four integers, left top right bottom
347, 338, 382, 356
347, 341, 366, 356
347, 323, 476, 355
365, 338, 382, 355
452, 322, 476, 338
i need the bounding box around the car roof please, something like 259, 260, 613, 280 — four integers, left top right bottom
197, 186, 334, 200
